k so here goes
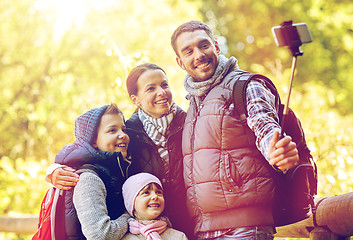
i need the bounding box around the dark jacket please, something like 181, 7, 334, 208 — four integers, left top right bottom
182, 70, 275, 233
126, 106, 195, 238
55, 141, 129, 239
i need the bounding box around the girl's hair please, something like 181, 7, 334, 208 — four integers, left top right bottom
126, 63, 166, 97
142, 182, 163, 192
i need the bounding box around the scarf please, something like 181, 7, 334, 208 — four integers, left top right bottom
129, 220, 168, 240
184, 55, 239, 107
138, 102, 177, 176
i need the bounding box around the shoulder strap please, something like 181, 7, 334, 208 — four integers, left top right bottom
51, 188, 63, 240
232, 72, 280, 120
77, 164, 100, 175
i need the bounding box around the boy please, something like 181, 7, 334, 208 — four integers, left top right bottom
53, 104, 130, 239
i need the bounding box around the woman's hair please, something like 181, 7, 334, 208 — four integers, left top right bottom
126, 63, 166, 97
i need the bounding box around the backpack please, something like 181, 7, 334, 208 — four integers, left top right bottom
33, 164, 121, 240
232, 72, 318, 227
32, 188, 66, 240
32, 165, 93, 240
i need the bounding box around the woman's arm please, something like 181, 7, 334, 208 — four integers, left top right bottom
46, 164, 79, 190
73, 172, 128, 240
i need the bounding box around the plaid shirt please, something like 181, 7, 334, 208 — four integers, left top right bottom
246, 78, 281, 161
198, 78, 280, 239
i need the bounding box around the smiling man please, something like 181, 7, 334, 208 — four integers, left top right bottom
171, 20, 300, 240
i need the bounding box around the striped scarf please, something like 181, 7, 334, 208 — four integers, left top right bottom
184, 55, 239, 108
138, 102, 176, 170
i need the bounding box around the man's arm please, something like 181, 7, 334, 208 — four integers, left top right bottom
246, 79, 299, 171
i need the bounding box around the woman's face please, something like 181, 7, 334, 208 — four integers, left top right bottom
131, 69, 173, 118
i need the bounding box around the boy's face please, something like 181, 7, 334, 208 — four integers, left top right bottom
133, 183, 165, 220
93, 113, 130, 158
175, 29, 220, 82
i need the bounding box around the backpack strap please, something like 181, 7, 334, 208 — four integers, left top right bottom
233, 72, 280, 120
76, 164, 100, 176
51, 188, 63, 240
232, 73, 281, 145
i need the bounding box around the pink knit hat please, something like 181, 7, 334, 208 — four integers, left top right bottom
122, 173, 163, 216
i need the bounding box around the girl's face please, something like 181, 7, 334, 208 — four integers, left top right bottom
133, 183, 165, 220
131, 69, 173, 118
93, 113, 130, 158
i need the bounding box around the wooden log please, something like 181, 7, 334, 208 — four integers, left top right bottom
0, 214, 38, 234
316, 193, 353, 236
1, 192, 353, 237
310, 227, 350, 240
275, 192, 353, 238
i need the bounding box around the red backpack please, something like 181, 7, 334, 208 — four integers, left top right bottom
32, 188, 65, 240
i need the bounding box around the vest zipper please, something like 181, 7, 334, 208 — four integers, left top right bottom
116, 155, 125, 178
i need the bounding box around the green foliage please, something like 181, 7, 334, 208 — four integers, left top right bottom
1, 0, 353, 238
200, 0, 353, 114
200, 0, 353, 197
0, 0, 201, 238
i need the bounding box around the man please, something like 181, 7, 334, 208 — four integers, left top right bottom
171, 20, 299, 240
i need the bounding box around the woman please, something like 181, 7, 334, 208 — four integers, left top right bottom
48, 63, 194, 239
125, 63, 193, 238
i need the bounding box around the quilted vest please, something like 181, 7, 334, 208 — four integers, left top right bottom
55, 142, 127, 239
182, 70, 275, 233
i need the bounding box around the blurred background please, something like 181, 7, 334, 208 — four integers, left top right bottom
1, 0, 352, 239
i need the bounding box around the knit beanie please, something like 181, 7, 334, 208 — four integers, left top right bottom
74, 105, 109, 144
122, 173, 163, 216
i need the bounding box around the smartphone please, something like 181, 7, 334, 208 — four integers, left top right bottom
272, 23, 312, 47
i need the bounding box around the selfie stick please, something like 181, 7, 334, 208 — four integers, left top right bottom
276, 21, 305, 138
280, 55, 297, 137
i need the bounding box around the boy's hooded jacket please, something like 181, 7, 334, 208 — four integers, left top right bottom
55, 105, 129, 239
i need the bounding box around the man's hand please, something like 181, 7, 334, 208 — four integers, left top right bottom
49, 166, 79, 190
268, 131, 299, 171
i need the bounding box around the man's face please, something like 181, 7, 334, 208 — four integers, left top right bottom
175, 30, 220, 82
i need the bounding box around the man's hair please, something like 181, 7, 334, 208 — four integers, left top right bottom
171, 20, 215, 56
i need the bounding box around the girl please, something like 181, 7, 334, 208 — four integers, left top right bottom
121, 173, 188, 240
